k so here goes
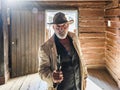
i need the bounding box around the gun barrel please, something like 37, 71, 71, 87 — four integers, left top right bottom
57, 55, 61, 71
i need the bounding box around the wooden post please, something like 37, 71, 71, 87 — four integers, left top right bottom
0, 0, 9, 85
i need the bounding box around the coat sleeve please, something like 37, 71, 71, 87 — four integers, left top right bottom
79, 43, 88, 89
75, 35, 88, 78
38, 46, 53, 87
75, 35, 88, 89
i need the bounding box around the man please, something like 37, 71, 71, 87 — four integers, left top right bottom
38, 12, 87, 90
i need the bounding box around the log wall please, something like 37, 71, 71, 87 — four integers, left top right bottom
78, 2, 106, 68
105, 0, 120, 87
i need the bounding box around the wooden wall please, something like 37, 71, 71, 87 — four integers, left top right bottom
105, 0, 120, 87
0, 0, 9, 85
1, 0, 112, 79
9, 1, 109, 76
78, 2, 106, 68
0, 0, 4, 84
10, 7, 45, 77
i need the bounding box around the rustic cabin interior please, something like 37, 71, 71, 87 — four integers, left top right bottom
0, 0, 120, 90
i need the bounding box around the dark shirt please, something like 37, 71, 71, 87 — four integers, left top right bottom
54, 34, 81, 90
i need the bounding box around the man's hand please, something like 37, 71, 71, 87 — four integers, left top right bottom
52, 70, 63, 83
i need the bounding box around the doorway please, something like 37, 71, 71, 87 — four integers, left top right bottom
9, 7, 45, 77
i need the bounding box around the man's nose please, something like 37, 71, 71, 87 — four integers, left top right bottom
58, 27, 63, 31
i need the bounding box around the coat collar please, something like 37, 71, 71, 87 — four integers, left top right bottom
49, 31, 78, 56
49, 32, 76, 46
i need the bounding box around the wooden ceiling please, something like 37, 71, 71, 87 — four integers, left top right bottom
8, 0, 113, 9
24, 0, 112, 1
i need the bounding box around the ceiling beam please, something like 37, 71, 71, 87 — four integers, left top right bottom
23, 0, 112, 1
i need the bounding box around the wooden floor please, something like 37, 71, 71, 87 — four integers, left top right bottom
0, 69, 119, 90
87, 69, 119, 90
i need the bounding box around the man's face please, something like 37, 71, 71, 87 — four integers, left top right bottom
53, 23, 69, 39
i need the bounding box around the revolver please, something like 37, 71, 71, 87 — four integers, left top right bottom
53, 55, 61, 88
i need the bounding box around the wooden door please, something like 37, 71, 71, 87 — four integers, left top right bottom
10, 8, 45, 77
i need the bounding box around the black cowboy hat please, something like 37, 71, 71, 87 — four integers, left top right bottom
47, 12, 74, 24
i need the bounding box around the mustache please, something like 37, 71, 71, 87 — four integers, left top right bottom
55, 31, 68, 39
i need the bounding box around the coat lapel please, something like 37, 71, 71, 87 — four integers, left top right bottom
49, 36, 58, 70
68, 32, 85, 90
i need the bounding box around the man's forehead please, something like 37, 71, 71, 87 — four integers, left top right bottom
55, 23, 68, 26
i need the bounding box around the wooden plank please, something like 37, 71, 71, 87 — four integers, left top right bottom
106, 44, 120, 55
79, 27, 105, 33
82, 48, 105, 54
107, 45, 120, 59
80, 38, 105, 48
81, 42, 105, 48
0, 0, 9, 84
11, 10, 17, 77
106, 32, 118, 41
88, 69, 119, 90
106, 49, 117, 62
79, 9, 104, 17
16, 10, 22, 77
37, 11, 42, 72
106, 19, 120, 28
10, 76, 27, 90
34, 9, 38, 73
20, 10, 25, 76
9, 1, 107, 9
79, 33, 105, 38
86, 58, 105, 65
105, 17, 120, 21
106, 38, 120, 49
37, 11, 44, 72
106, 65, 120, 87
80, 38, 105, 43
79, 20, 105, 27
110, 21, 120, 28
28, 10, 32, 74
79, 17, 104, 20
84, 53, 105, 59
19, 75, 32, 90
106, 28, 118, 35
25, 0, 112, 1
82, 47, 105, 50
24, 10, 29, 74
0, 77, 19, 89
31, 10, 35, 73
105, 0, 119, 9
0, 3, 4, 78
105, 8, 120, 16
37, 12, 41, 73
41, 11, 45, 45
106, 55, 120, 75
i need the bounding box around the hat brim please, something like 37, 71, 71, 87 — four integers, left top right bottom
47, 20, 74, 24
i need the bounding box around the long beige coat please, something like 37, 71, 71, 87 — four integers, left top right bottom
38, 32, 87, 90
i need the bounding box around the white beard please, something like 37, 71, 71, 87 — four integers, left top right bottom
55, 31, 68, 39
